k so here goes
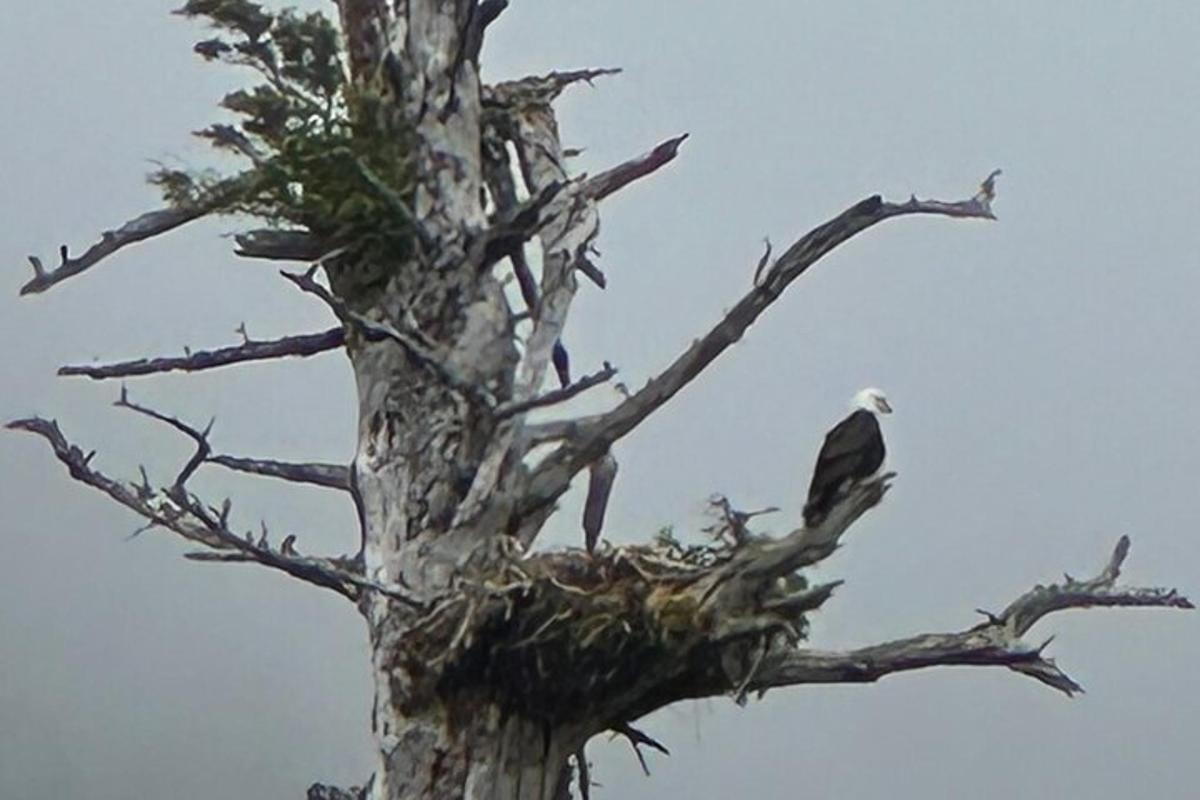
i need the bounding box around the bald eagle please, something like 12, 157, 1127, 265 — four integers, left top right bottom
803, 387, 892, 528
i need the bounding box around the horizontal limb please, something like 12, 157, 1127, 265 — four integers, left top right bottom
59, 328, 345, 380
209, 454, 351, 491
234, 229, 323, 261
520, 173, 1001, 518
750, 535, 1192, 697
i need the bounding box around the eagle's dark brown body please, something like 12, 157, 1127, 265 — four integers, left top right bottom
803, 408, 885, 527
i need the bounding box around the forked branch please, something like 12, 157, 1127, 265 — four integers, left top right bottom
4, 416, 377, 602
750, 534, 1192, 697
521, 173, 1001, 517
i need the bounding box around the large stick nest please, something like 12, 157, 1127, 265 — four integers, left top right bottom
402, 509, 815, 724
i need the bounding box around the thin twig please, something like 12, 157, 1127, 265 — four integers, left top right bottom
494, 362, 616, 419
611, 723, 670, 776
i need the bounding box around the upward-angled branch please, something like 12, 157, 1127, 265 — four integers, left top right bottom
494, 362, 617, 419
22, 208, 208, 296
114, 387, 214, 494
21, 171, 262, 295
521, 173, 1000, 516
583, 134, 689, 201
59, 328, 345, 380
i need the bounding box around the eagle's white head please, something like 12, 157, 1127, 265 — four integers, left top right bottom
852, 387, 892, 415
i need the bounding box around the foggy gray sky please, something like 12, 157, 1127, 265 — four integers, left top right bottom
2, 2, 1198, 798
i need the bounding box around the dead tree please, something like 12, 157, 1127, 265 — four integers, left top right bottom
9, 4, 1191, 799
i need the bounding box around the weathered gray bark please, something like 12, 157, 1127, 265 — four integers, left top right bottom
9, 4, 1193, 800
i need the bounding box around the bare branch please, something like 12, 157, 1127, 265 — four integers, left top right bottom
506, 119, 597, 405
3, 416, 398, 603
523, 415, 603, 448
20, 171, 261, 295
486, 132, 687, 293
704, 495, 780, 547
474, 179, 568, 272
481, 129, 541, 314
307, 783, 367, 800
521, 175, 1000, 516
698, 476, 892, 615
234, 229, 323, 261
22, 208, 209, 296
583, 134, 689, 201
573, 747, 591, 800
488, 68, 623, 106
282, 267, 496, 408
988, 533, 1193, 635
751, 536, 1192, 697
610, 723, 669, 776
59, 328, 345, 380
494, 362, 616, 419
209, 455, 352, 492
728, 475, 893, 583
454, 85, 603, 525
582, 452, 618, 553
114, 387, 213, 494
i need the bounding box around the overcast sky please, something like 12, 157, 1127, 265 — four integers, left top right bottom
2, 2, 1198, 798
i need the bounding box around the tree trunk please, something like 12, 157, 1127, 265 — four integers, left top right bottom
370, 697, 581, 800
335, 4, 564, 796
